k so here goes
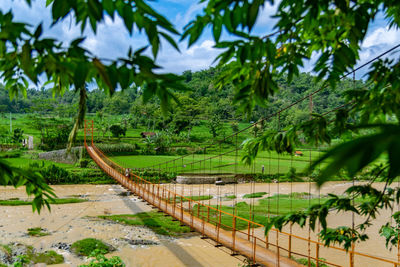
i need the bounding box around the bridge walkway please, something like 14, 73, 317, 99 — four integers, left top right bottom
86, 144, 301, 267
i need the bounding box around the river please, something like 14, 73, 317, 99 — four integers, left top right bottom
0, 182, 397, 266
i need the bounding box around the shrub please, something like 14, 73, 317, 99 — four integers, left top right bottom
79, 158, 90, 168
0, 151, 22, 158
37, 124, 73, 151
243, 192, 268, 198
27, 227, 49, 237
230, 122, 239, 133
291, 257, 328, 267
40, 164, 72, 184
87, 161, 99, 169
79, 249, 125, 267
30, 250, 64, 265
95, 143, 137, 156
12, 128, 24, 143
71, 239, 113, 257
29, 163, 112, 185
176, 148, 188, 155
1, 244, 64, 266
284, 167, 303, 182
136, 171, 176, 183
109, 125, 126, 138
193, 147, 205, 154
129, 117, 139, 129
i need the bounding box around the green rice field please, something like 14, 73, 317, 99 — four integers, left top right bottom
110, 149, 320, 175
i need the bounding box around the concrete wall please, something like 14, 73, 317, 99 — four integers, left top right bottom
38, 147, 83, 164
176, 174, 236, 184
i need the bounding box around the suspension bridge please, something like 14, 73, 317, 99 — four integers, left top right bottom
84, 120, 400, 267
83, 44, 400, 267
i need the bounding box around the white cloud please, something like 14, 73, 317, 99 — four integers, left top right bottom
182, 2, 206, 26
353, 26, 400, 78
362, 26, 400, 48
82, 16, 133, 59
186, 40, 215, 56
157, 39, 219, 73
256, 1, 278, 27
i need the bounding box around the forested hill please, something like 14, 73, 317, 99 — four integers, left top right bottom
0, 67, 362, 126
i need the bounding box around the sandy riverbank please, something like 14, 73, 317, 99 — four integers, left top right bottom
0, 181, 398, 267
0, 184, 243, 267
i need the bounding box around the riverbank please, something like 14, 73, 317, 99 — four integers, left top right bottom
1, 182, 398, 266
0, 184, 243, 266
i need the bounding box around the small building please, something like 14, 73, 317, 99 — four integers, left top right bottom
295, 150, 303, 156
140, 132, 156, 138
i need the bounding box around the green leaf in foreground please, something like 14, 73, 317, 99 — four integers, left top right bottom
0, 159, 56, 213
311, 124, 400, 186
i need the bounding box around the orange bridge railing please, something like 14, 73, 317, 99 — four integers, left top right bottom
84, 120, 400, 267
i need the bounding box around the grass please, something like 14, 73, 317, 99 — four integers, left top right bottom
170, 195, 213, 203
29, 250, 64, 265
3, 157, 74, 169
0, 244, 11, 255
291, 256, 328, 267
224, 195, 236, 200
27, 227, 49, 237
71, 238, 113, 256
0, 197, 87, 206
192, 193, 328, 230
99, 211, 191, 236
243, 192, 268, 198
110, 149, 320, 175
0, 114, 323, 178
0, 243, 64, 265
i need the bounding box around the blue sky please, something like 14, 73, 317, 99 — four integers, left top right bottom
2, 0, 400, 79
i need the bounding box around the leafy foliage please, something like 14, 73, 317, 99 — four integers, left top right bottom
78, 249, 125, 267
1, 0, 400, 252
27, 227, 49, 237
176, 0, 400, 251
27, 161, 112, 185
207, 114, 224, 138
28, 250, 64, 265
109, 124, 126, 138
11, 128, 23, 144
380, 211, 400, 249
0, 159, 55, 213
71, 238, 113, 257
0, 0, 187, 211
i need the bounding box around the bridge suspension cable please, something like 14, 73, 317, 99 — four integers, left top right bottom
84, 42, 400, 266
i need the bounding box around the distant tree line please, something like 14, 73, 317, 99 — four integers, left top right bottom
0, 68, 361, 135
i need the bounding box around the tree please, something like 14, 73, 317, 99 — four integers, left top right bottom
109, 124, 126, 138
11, 128, 24, 144
183, 0, 400, 250
0, 0, 185, 212
230, 122, 239, 133
1, 0, 400, 250
28, 116, 73, 151
207, 114, 224, 139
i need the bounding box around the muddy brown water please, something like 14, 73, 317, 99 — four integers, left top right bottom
0, 182, 398, 266
161, 181, 400, 266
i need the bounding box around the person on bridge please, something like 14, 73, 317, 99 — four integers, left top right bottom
125, 168, 131, 179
